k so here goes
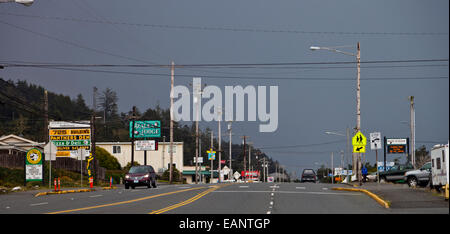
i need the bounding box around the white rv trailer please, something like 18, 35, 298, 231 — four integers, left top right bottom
430, 143, 449, 191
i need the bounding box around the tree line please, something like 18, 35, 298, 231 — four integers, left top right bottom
0, 78, 287, 179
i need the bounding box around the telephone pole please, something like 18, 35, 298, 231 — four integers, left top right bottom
241, 136, 248, 181
218, 107, 222, 183
131, 106, 136, 167
228, 121, 232, 179
169, 61, 174, 184
409, 96, 416, 168
210, 130, 214, 182
92, 87, 97, 184
43, 90, 48, 143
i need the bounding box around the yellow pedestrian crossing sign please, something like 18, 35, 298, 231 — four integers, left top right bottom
352, 131, 367, 146
207, 149, 216, 160
353, 145, 366, 153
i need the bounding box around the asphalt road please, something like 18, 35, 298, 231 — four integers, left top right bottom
0, 182, 447, 214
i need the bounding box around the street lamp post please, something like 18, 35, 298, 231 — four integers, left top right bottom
0, 0, 33, 6
312, 43, 362, 184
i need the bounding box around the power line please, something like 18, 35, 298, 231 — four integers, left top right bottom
258, 139, 347, 149
1, 59, 448, 68
0, 19, 157, 65
7, 66, 447, 81
1, 12, 447, 36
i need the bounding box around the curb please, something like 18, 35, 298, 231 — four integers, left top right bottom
35, 189, 96, 197
102, 186, 117, 190
332, 187, 390, 208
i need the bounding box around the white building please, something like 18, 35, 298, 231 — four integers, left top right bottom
0, 134, 44, 154
96, 141, 184, 174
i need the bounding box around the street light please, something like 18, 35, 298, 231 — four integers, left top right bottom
0, 0, 34, 6
312, 42, 362, 184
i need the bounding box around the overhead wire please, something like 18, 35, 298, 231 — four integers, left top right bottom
0, 12, 447, 36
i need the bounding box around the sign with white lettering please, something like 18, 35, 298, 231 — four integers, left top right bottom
135, 140, 158, 151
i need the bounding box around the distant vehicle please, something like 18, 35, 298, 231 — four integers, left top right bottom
124, 165, 157, 189
301, 169, 317, 183
430, 144, 449, 191
404, 162, 431, 187
379, 164, 414, 183
366, 172, 378, 182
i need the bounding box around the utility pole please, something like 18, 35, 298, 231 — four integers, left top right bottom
169, 61, 174, 184
210, 130, 214, 182
276, 163, 278, 183
409, 96, 416, 168
131, 106, 136, 167
92, 87, 97, 185
194, 83, 200, 184
263, 157, 266, 182
356, 42, 362, 185
331, 152, 334, 184
43, 90, 48, 187
248, 142, 253, 178
228, 121, 232, 179
44, 89, 51, 188
43, 90, 48, 143
218, 107, 222, 183
241, 136, 248, 181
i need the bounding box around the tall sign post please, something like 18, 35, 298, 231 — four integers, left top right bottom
25, 148, 44, 186
207, 148, 216, 183
370, 132, 382, 183
384, 137, 409, 171
129, 120, 161, 166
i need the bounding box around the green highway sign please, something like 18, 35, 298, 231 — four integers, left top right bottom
129, 120, 161, 138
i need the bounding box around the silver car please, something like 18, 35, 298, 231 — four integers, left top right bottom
404, 162, 431, 187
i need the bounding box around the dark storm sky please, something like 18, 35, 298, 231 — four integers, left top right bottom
0, 0, 448, 177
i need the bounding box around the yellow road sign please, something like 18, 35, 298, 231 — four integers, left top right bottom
49, 129, 90, 136
206, 149, 216, 160
352, 131, 367, 146
353, 145, 366, 153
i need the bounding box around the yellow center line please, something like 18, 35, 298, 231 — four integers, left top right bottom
149, 184, 230, 214
46, 186, 206, 214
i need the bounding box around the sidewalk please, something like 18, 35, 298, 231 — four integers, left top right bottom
345, 182, 448, 210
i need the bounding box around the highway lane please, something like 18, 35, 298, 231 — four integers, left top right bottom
0, 182, 386, 214
165, 182, 386, 214
0, 184, 211, 214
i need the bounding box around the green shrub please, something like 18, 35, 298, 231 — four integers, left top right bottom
95, 146, 122, 170
161, 167, 182, 182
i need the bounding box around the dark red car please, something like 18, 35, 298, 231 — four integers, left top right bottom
124, 165, 157, 189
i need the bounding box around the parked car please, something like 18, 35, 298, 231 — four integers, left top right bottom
366, 172, 378, 182
404, 162, 431, 187
379, 164, 414, 183
124, 165, 157, 189
301, 169, 317, 183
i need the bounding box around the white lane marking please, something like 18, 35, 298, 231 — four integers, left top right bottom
178, 186, 191, 189
212, 191, 361, 196
296, 187, 306, 189
89, 195, 103, 198
266, 211, 271, 214
322, 188, 328, 190
271, 193, 274, 196
30, 202, 48, 206
270, 201, 273, 205
269, 186, 279, 188
239, 186, 249, 188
